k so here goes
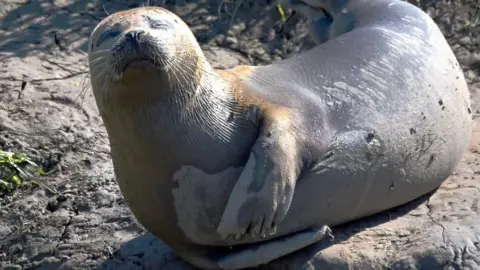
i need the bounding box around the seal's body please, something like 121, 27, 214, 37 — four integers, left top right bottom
88, 1, 471, 269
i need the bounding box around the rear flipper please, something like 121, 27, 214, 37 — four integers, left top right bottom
309, 16, 333, 44
218, 225, 333, 270
277, 0, 355, 45
277, 0, 333, 45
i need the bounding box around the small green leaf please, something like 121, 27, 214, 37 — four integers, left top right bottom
11, 175, 22, 185
276, 4, 287, 24
0, 148, 56, 194
0, 179, 10, 191
36, 167, 48, 176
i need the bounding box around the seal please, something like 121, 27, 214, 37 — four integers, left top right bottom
87, 1, 472, 269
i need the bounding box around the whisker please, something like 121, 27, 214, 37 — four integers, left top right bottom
88, 58, 106, 67
103, 4, 110, 16
75, 66, 107, 105
89, 50, 111, 56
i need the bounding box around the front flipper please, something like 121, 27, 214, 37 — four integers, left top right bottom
216, 109, 302, 240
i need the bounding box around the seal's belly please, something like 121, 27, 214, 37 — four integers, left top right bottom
113, 152, 245, 246
170, 165, 244, 245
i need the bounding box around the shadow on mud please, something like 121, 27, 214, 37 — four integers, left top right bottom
96, 190, 433, 269
0, 0, 311, 63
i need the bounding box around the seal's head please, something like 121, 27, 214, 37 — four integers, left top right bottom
88, 7, 207, 114
87, 6, 251, 164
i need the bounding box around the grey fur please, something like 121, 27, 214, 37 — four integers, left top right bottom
216, 0, 471, 267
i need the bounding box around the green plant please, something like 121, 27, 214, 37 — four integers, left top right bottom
276, 3, 287, 23
465, 7, 480, 32
0, 149, 55, 194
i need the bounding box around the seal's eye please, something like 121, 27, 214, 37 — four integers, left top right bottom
96, 30, 122, 47
143, 15, 173, 30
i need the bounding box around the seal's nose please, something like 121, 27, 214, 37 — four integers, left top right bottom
125, 29, 145, 43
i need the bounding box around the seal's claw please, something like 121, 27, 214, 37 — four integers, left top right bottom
267, 224, 278, 236
318, 225, 334, 241
217, 222, 247, 241
250, 215, 264, 238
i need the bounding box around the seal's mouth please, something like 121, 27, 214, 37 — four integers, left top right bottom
122, 58, 155, 71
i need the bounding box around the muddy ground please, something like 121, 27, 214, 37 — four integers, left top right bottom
0, 0, 479, 269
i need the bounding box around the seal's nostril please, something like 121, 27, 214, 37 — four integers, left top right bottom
126, 29, 145, 42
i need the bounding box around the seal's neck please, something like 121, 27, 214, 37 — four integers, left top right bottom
100, 59, 249, 153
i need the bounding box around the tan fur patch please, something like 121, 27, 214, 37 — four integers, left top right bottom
214, 65, 294, 126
